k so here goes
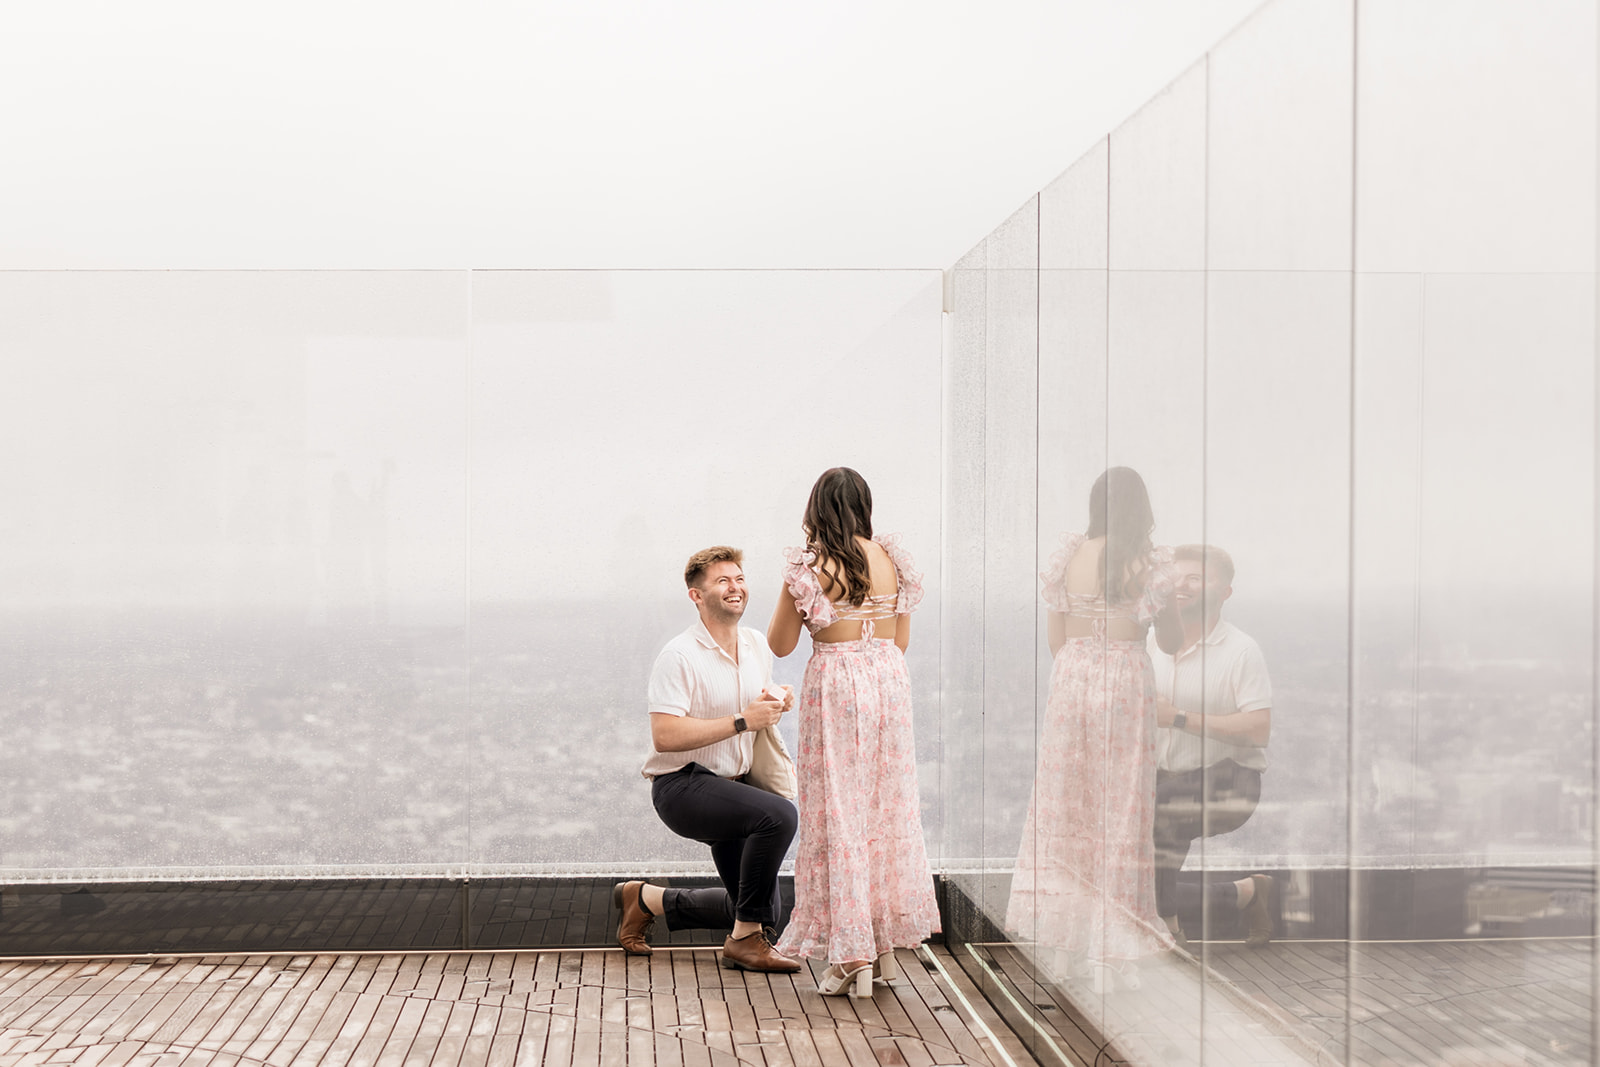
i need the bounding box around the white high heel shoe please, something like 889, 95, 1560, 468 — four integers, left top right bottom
817, 961, 874, 997
872, 950, 899, 985
1088, 959, 1140, 994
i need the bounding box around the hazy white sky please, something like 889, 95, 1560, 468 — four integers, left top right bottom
1, 0, 1266, 269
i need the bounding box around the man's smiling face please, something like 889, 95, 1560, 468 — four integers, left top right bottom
691, 560, 748, 624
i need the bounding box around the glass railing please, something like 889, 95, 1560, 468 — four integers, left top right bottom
0, 268, 946, 880
941, 0, 1596, 1063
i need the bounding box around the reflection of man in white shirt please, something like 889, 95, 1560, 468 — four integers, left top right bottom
1148, 545, 1275, 947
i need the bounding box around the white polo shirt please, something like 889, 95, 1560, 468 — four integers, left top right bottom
1149, 619, 1272, 774
640, 621, 775, 780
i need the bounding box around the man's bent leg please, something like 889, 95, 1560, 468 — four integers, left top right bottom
1154, 767, 1205, 920
651, 764, 797, 931
1169, 761, 1264, 938
730, 787, 797, 926
657, 839, 741, 932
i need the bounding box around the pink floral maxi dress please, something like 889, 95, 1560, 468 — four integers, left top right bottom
1006, 534, 1177, 964
775, 534, 941, 964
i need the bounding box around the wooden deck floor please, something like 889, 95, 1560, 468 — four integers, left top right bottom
0, 947, 1035, 1067
971, 938, 1594, 1067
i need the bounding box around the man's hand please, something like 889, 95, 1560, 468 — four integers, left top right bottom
742, 695, 786, 731
1155, 697, 1180, 728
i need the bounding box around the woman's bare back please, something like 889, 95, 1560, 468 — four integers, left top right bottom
812, 537, 900, 644
1056, 536, 1150, 642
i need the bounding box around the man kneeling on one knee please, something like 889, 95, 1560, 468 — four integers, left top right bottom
615, 545, 802, 973
1151, 544, 1276, 948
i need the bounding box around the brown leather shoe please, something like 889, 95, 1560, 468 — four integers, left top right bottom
1244, 874, 1275, 948
614, 881, 655, 956
720, 930, 802, 973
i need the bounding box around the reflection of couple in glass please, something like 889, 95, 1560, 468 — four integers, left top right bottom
617, 468, 939, 998
1009, 467, 1277, 988
1007, 467, 1182, 991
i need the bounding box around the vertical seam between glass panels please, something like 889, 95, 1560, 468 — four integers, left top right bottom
1592, 1, 1600, 1051
1104, 121, 1115, 1028
1200, 50, 1212, 1064
1346, 2, 1361, 1061
1409, 275, 1427, 871
465, 269, 475, 880
1033, 195, 1043, 1006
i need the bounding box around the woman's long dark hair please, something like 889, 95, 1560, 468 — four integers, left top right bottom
803, 467, 875, 606
1084, 466, 1155, 603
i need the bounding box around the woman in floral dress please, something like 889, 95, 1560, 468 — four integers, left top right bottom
1007, 466, 1183, 991
767, 467, 940, 997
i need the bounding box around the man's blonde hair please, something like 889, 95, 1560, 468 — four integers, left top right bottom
1174, 544, 1235, 587
684, 545, 744, 588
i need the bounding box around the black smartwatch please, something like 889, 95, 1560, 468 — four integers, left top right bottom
733, 714, 748, 733
1172, 711, 1188, 732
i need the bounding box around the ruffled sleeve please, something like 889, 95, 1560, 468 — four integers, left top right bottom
781, 546, 836, 633
1040, 532, 1086, 612
1136, 544, 1177, 624
874, 534, 924, 614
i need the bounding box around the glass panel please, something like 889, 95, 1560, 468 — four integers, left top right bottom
1206, 0, 1353, 271
1355, 0, 1597, 273
1108, 60, 1207, 272
0, 270, 473, 878
464, 269, 945, 873
941, 241, 992, 930
1201, 269, 1352, 1061
1352, 270, 1596, 1062
1040, 139, 1109, 272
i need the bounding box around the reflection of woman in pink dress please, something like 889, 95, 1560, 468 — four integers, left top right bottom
1007, 467, 1183, 990
768, 468, 940, 998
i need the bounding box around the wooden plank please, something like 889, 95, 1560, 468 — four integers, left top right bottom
400, 998, 456, 1067
98, 992, 173, 1044
652, 1031, 684, 1067
366, 995, 431, 1067
538, 1003, 576, 1067
45, 991, 116, 1039
193, 965, 283, 1053
279, 989, 362, 1066
512, 985, 554, 1067
29, 992, 94, 1033
781, 1029, 825, 1067
147, 984, 224, 1047
127, 991, 201, 1049
426, 1000, 479, 1067
679, 1029, 711, 1067
834, 1027, 881, 1067
486, 1032, 522, 1067
462, 1002, 501, 1067
698, 996, 732, 1040
76, 989, 159, 1042
236, 980, 325, 1064
315, 990, 389, 1067
628, 956, 655, 995
893, 953, 990, 1067
625, 1024, 655, 1067
670, 953, 699, 995
891, 1036, 935, 1067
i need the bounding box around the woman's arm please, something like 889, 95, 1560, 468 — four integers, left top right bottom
767, 584, 804, 657
1047, 611, 1067, 658
1152, 602, 1183, 655
894, 612, 911, 653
